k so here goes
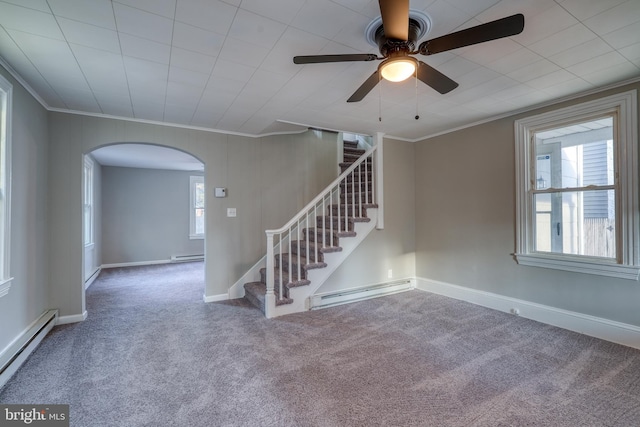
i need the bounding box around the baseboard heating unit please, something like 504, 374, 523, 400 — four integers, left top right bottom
0, 309, 58, 389
170, 254, 204, 263
310, 280, 414, 310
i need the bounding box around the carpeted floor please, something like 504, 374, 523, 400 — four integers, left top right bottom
1, 262, 640, 426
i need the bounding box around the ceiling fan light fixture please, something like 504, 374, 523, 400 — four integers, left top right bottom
380, 57, 417, 82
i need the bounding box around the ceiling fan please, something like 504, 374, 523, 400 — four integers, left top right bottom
293, 0, 524, 102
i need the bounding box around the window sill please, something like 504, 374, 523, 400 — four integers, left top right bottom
515, 253, 639, 280
0, 277, 14, 298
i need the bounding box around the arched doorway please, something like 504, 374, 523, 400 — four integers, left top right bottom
82, 143, 205, 301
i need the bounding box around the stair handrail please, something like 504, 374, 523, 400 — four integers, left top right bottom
266, 145, 377, 235
264, 144, 378, 318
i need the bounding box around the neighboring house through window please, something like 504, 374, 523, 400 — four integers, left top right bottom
190, 175, 204, 239
514, 90, 638, 279
0, 74, 12, 298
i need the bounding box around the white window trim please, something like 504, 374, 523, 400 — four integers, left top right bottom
514, 90, 639, 280
83, 156, 94, 247
189, 175, 204, 240
0, 73, 13, 298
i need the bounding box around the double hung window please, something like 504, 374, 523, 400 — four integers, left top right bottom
514, 90, 638, 279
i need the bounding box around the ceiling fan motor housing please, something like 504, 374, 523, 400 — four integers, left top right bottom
375, 18, 423, 57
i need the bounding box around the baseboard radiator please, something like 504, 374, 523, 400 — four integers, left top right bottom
0, 309, 58, 390
310, 280, 414, 310
170, 254, 204, 263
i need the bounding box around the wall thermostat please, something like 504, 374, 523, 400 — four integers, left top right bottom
214, 187, 227, 198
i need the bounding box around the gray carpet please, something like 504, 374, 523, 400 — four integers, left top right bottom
1, 262, 640, 426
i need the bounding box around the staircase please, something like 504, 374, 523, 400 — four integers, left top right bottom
243, 139, 379, 317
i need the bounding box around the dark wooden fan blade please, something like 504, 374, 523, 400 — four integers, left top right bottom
419, 13, 524, 55
417, 61, 458, 94
347, 71, 380, 103
293, 54, 378, 64
378, 0, 409, 41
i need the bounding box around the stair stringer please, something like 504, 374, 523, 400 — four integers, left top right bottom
270, 208, 378, 317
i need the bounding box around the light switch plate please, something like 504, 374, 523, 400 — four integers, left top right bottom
227, 208, 236, 217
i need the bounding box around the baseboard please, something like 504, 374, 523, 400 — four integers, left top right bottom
84, 267, 101, 290
101, 259, 171, 269
56, 311, 88, 325
203, 293, 228, 303
415, 277, 640, 350
310, 278, 415, 310
0, 310, 58, 390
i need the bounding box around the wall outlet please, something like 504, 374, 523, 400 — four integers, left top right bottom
510, 308, 520, 315
227, 208, 236, 217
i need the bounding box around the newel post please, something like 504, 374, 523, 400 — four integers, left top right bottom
264, 232, 276, 318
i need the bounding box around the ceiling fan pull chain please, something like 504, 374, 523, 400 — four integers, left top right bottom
378, 74, 382, 122
415, 72, 420, 120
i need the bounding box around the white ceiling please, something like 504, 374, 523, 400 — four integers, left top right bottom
91, 143, 204, 170
0, 0, 639, 142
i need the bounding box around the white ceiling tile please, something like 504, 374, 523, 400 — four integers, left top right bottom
527, 24, 597, 58
165, 81, 203, 105
584, 0, 640, 36
169, 47, 216, 74
432, 55, 481, 79
512, 4, 579, 46
239, 0, 304, 25
525, 68, 576, 90
601, 21, 640, 50
218, 37, 269, 67
424, 0, 473, 40
548, 38, 612, 68
242, 69, 290, 99
332, 13, 378, 52
99, 101, 134, 117
175, 0, 237, 35
113, 2, 173, 44
566, 51, 630, 78
57, 18, 120, 53
0, 0, 50, 13
443, 0, 501, 16
113, 0, 177, 19
458, 37, 522, 67
578, 61, 639, 86
168, 66, 209, 88
71, 44, 129, 94
291, 0, 361, 40
484, 48, 543, 74
123, 56, 169, 86
172, 22, 225, 57
541, 77, 593, 98
507, 58, 560, 83
0, 2, 64, 39
120, 33, 171, 64
163, 102, 196, 123
227, 9, 287, 50
619, 42, 640, 62
261, 27, 329, 76
559, 0, 628, 21
476, 0, 556, 23
211, 59, 256, 83
47, 0, 116, 30
131, 101, 165, 121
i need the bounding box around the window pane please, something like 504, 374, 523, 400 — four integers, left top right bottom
534, 117, 614, 189
534, 190, 615, 258
194, 182, 205, 208
195, 208, 205, 235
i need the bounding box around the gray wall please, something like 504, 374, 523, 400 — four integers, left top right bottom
415, 82, 640, 327
0, 67, 49, 354
101, 166, 204, 265
48, 114, 339, 318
